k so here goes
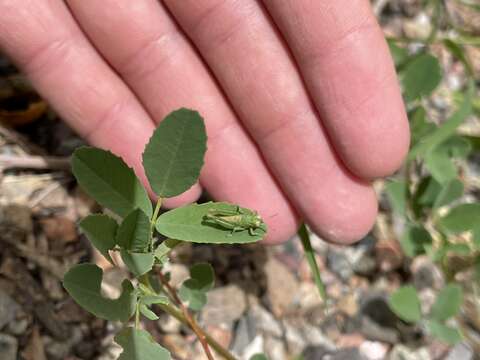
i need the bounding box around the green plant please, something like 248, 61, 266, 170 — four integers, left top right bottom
63, 108, 270, 359
386, 0, 479, 345
63, 108, 324, 360
389, 284, 463, 344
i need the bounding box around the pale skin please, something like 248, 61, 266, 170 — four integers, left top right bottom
0, 0, 410, 245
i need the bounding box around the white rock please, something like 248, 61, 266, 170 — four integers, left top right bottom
201, 285, 247, 326
264, 336, 287, 360
445, 342, 474, 360
249, 304, 282, 337
0, 334, 17, 360
0, 290, 19, 330
360, 341, 389, 360
240, 335, 264, 360
389, 345, 431, 360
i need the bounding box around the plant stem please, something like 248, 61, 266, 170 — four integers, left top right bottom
135, 303, 140, 329
427, 0, 442, 44
158, 272, 216, 360
150, 198, 163, 235
138, 261, 237, 359
157, 303, 237, 360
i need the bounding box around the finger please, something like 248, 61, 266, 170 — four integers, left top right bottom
66, 0, 299, 243
164, 0, 378, 243
261, 0, 410, 179
0, 0, 201, 207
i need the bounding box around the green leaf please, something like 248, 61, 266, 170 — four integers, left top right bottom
439, 203, 480, 234
388, 40, 409, 68
426, 320, 462, 345
179, 263, 215, 311
139, 304, 159, 320
298, 224, 326, 301
250, 354, 269, 360
72, 147, 152, 218
179, 281, 207, 311
443, 39, 474, 76
115, 328, 171, 360
120, 250, 154, 277
141, 295, 169, 306
473, 226, 480, 249
189, 263, 215, 291
385, 180, 408, 215
445, 243, 470, 255
79, 214, 118, 264
400, 225, 433, 257
389, 286, 422, 323
412, 176, 442, 217
409, 106, 436, 148
142, 108, 207, 198
438, 135, 472, 159
433, 179, 464, 209
430, 284, 463, 322
154, 239, 181, 264
425, 147, 457, 184
156, 202, 266, 244
63, 264, 135, 322
401, 53, 442, 102
425, 243, 448, 263
408, 83, 474, 160
116, 209, 151, 252
463, 135, 480, 154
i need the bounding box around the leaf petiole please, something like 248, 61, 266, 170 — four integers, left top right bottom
150, 198, 163, 236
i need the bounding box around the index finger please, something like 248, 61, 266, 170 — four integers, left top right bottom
262, 0, 410, 179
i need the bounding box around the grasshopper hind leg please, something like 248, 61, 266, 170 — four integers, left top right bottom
228, 226, 244, 237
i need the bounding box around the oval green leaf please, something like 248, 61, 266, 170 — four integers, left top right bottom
156, 202, 266, 244
79, 214, 118, 264
401, 53, 442, 102
72, 147, 152, 218
115, 328, 171, 360
179, 280, 208, 311
139, 304, 159, 321
426, 320, 462, 345
250, 355, 269, 360
408, 83, 473, 160
63, 264, 135, 322
179, 263, 216, 310
116, 209, 151, 252
389, 286, 422, 323
388, 40, 409, 68
385, 180, 408, 215
120, 250, 154, 277
439, 203, 480, 234
189, 263, 215, 292
433, 179, 464, 210
429, 284, 463, 322
425, 147, 457, 184
142, 108, 207, 198
400, 225, 432, 258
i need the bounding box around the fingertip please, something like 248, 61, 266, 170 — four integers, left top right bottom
261, 214, 301, 246
306, 183, 378, 246
345, 112, 411, 180
256, 201, 300, 246
161, 184, 203, 208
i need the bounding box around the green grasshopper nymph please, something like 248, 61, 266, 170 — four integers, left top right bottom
203, 205, 264, 236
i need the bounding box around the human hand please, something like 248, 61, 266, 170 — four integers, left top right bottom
0, 0, 409, 244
